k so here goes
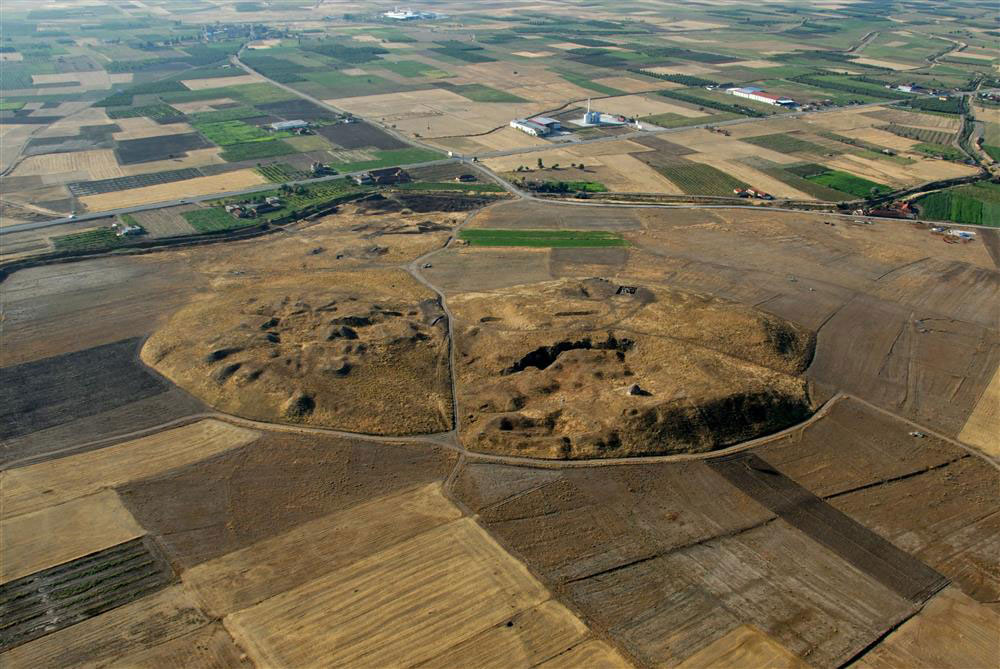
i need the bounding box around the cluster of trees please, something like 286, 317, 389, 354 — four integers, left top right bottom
626, 68, 718, 88
657, 90, 766, 117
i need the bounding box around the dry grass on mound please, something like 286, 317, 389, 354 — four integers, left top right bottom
452, 278, 815, 458
142, 270, 453, 435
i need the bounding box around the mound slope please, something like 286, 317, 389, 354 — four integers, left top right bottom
142, 269, 452, 434
452, 278, 814, 458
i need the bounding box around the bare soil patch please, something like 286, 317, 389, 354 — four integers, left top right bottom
0, 338, 168, 441
114, 133, 213, 166
315, 120, 407, 149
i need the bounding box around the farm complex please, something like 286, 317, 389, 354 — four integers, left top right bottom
1, 0, 998, 668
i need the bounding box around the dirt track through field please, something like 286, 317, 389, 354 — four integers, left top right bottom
709, 452, 949, 603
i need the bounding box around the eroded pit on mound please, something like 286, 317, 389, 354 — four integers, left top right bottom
451, 278, 816, 459
141, 271, 453, 434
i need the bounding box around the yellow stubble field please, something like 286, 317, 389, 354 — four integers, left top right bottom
1, 419, 259, 517
79, 169, 267, 211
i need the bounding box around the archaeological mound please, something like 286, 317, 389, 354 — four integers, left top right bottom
452, 278, 816, 459
142, 270, 452, 434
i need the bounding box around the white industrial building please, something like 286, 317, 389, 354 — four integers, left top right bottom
383, 7, 437, 19
726, 87, 796, 107
569, 100, 631, 127
510, 117, 560, 136
269, 119, 309, 131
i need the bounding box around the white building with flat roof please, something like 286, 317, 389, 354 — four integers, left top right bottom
510, 119, 550, 136
269, 119, 309, 131
726, 87, 795, 107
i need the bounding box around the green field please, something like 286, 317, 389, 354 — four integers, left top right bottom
914, 143, 964, 161
445, 83, 527, 103
188, 106, 261, 123
52, 227, 124, 253
256, 162, 312, 183
298, 71, 410, 98
741, 133, 835, 155
536, 181, 608, 193
105, 104, 182, 121
194, 120, 287, 146
641, 111, 741, 128
795, 167, 892, 198
0, 101, 26, 111
380, 60, 450, 78
211, 179, 367, 221
914, 181, 1000, 227
219, 140, 298, 162
182, 208, 256, 233
161, 82, 297, 105
459, 229, 626, 247
652, 160, 748, 196
742, 158, 851, 202
556, 72, 627, 97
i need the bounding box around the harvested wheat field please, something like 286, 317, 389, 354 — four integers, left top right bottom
0, 489, 144, 584
11, 149, 124, 180
674, 625, 811, 669
1, 420, 259, 517
119, 147, 225, 175
183, 483, 463, 615
855, 588, 1000, 669
142, 269, 453, 434
79, 169, 266, 211
225, 517, 599, 668
112, 117, 195, 141
959, 366, 1000, 458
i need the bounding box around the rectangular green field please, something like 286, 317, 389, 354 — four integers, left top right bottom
915, 181, 1000, 227
459, 229, 626, 247
193, 120, 286, 145
741, 133, 835, 155
182, 208, 257, 233
444, 83, 527, 103
652, 160, 749, 196
380, 60, 450, 78
803, 169, 892, 198
556, 71, 627, 97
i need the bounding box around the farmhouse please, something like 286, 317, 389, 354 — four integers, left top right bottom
353, 167, 412, 185
726, 87, 796, 107
269, 119, 309, 132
